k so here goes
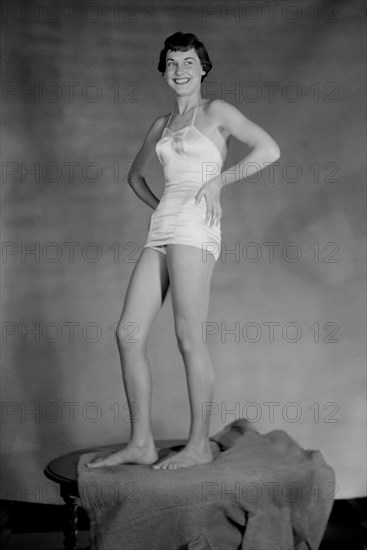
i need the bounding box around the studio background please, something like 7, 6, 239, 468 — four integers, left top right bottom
1, 0, 365, 504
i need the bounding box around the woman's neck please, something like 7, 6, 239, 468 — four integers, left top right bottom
174, 94, 202, 116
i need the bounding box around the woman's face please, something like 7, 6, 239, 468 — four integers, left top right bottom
164, 48, 205, 96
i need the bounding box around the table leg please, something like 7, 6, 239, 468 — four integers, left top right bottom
348, 499, 367, 548
61, 489, 79, 550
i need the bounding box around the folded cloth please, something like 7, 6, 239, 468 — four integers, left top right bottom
77, 418, 335, 550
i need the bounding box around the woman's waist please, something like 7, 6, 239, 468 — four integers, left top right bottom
164, 178, 204, 186
160, 183, 199, 202
156, 187, 206, 209
162, 162, 221, 183
162, 179, 205, 192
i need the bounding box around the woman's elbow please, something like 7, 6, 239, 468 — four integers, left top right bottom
127, 174, 135, 187
254, 140, 280, 163
127, 165, 141, 187
267, 140, 281, 161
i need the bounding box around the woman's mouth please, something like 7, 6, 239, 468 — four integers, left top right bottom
173, 78, 191, 85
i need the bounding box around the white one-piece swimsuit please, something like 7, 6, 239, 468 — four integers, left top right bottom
143, 101, 223, 262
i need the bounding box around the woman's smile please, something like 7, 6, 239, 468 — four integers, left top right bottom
173, 77, 191, 85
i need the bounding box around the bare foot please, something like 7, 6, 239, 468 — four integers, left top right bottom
87, 442, 158, 468
152, 443, 213, 470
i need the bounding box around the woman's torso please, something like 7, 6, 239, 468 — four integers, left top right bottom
155, 99, 226, 192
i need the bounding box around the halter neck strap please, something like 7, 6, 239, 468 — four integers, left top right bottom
164, 111, 173, 130
191, 98, 202, 126
165, 98, 203, 131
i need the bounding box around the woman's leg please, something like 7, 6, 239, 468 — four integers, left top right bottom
88, 247, 170, 468
153, 244, 216, 470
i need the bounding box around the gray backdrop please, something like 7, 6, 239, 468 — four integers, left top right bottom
1, 0, 366, 503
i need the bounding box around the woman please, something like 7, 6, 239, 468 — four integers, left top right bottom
88, 32, 280, 470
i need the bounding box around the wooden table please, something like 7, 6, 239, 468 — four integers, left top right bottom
44, 439, 186, 550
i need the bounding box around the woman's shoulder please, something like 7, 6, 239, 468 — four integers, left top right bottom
145, 113, 171, 141
204, 98, 241, 115
149, 113, 170, 128
203, 99, 247, 129
155, 112, 171, 125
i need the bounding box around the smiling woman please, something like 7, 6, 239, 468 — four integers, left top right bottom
158, 32, 212, 84
87, 31, 280, 471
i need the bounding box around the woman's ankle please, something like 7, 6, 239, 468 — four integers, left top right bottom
129, 436, 156, 449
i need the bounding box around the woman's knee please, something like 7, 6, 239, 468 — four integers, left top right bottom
115, 320, 146, 355
175, 317, 202, 355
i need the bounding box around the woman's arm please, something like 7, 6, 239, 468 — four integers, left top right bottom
195, 100, 281, 227
209, 99, 281, 187
127, 117, 167, 210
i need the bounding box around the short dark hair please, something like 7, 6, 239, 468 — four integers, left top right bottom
158, 32, 212, 82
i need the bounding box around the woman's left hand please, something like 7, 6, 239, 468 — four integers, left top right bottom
195, 180, 222, 227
